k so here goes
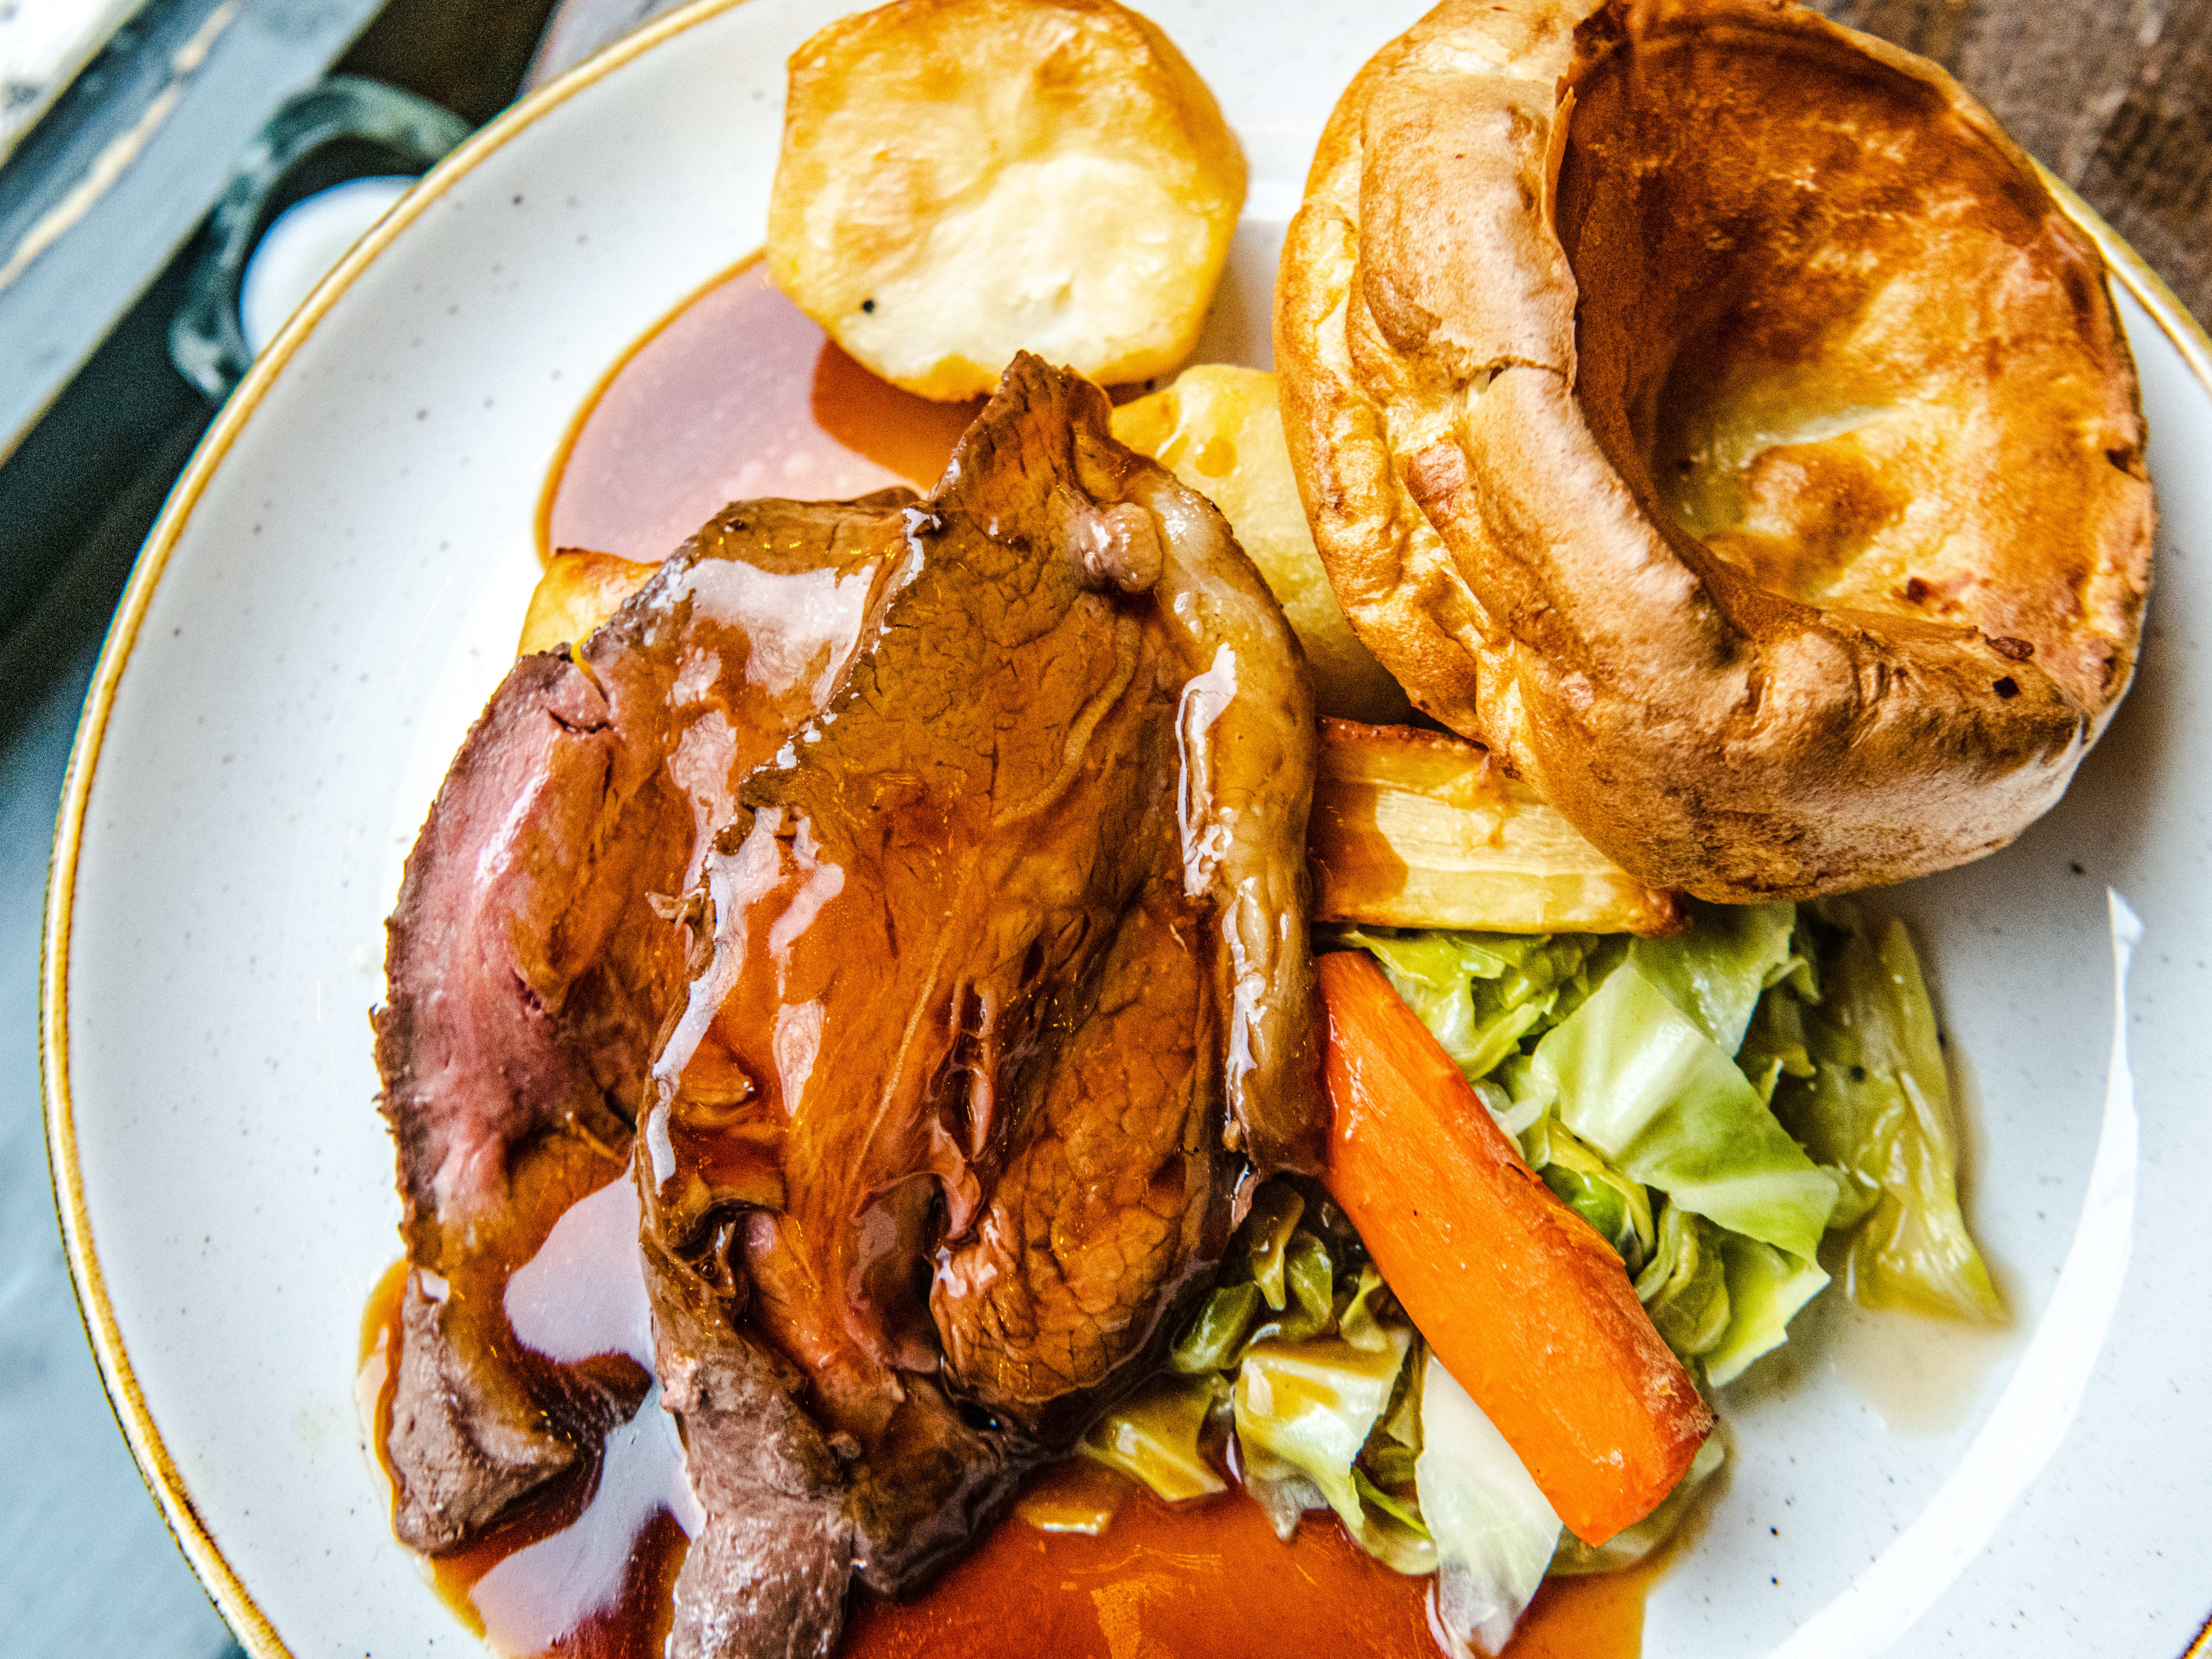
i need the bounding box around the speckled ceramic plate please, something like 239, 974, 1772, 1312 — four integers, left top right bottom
41, 1, 2212, 1654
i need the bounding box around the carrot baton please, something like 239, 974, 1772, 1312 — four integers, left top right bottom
1318, 950, 1711, 1545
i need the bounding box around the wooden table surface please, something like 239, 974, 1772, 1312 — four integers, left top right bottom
1813, 0, 2212, 326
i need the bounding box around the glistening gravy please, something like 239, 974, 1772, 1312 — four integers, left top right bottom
361, 1232, 1654, 1659
536, 257, 979, 563
362, 257, 1661, 1659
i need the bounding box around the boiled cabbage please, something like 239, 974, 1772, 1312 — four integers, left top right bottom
1707, 1233, 1830, 1387
1337, 928, 1610, 1085
1233, 1313, 1427, 1570
1532, 961, 1839, 1260
1634, 1202, 1733, 1361
1771, 906, 2003, 1321
1627, 901, 1798, 1053
1081, 1373, 1226, 1501
1538, 1120, 1656, 1274
1633, 1200, 1831, 1386
1416, 1354, 1562, 1656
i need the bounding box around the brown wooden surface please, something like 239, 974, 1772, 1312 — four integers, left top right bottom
1811, 0, 2212, 325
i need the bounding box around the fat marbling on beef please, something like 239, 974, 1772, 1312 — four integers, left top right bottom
373, 355, 1321, 1656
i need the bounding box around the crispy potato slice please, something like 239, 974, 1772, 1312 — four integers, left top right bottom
1113, 366, 1410, 724
518, 550, 655, 657
1312, 718, 1683, 936
768, 0, 1245, 401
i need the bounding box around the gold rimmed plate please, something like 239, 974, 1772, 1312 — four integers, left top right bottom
41, 1, 2212, 1653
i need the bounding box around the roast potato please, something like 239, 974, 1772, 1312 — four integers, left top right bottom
1275, 0, 2153, 902
1112, 366, 1410, 724
768, 0, 1245, 401
518, 550, 654, 657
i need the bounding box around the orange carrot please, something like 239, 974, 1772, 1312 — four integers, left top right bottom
1318, 950, 1711, 1545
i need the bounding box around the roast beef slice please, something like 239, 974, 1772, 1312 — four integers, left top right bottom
376, 493, 915, 1551
639, 356, 1321, 1653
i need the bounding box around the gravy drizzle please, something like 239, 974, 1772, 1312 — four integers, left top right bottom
362, 1168, 694, 1659
365, 1229, 1653, 1659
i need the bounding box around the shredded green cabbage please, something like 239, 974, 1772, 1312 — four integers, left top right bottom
1334, 929, 1611, 1085
1081, 1374, 1226, 1502
1532, 961, 1839, 1261
1131, 900, 1997, 1628
1634, 1202, 1733, 1361
1628, 902, 1799, 1053
1708, 1233, 1831, 1387
1769, 905, 2005, 1321
1342, 903, 2006, 1380
1539, 1121, 1656, 1276
1169, 1281, 1262, 1373
1628, 1199, 1832, 1385
1163, 1188, 1436, 1571
1343, 913, 1850, 1382
1238, 1180, 1305, 1309
1235, 1316, 1428, 1571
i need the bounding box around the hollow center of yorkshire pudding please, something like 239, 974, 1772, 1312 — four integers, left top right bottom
1553, 7, 2131, 692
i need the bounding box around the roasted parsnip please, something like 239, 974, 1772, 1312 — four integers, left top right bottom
1310, 719, 1681, 937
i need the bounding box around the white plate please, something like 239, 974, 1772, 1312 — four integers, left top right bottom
40, 2, 2212, 1655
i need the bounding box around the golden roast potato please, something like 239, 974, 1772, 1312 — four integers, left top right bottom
518, 550, 655, 656
768, 0, 1245, 401
1275, 0, 2154, 902
1112, 366, 1410, 724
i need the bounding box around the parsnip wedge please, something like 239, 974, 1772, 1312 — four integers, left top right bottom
1311, 719, 1682, 936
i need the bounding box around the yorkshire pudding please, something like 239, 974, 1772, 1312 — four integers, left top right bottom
1275, 0, 2155, 900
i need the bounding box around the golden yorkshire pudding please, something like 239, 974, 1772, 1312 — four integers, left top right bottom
1275, 0, 2155, 901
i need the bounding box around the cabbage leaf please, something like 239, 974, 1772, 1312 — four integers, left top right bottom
1738, 970, 1816, 1104
1416, 1353, 1562, 1656
1532, 961, 1838, 1260
1173, 1201, 1437, 1574
1772, 907, 2003, 1321
1081, 1374, 1226, 1502
1233, 1318, 1427, 1571
1538, 1120, 1656, 1274
1627, 901, 1798, 1054
1169, 1280, 1262, 1373
1248, 1230, 1338, 1346
1633, 1202, 1733, 1361
1168, 1182, 1344, 1372
1707, 1233, 1830, 1387
1238, 1181, 1305, 1310
1631, 1201, 1830, 1385
1336, 929, 1608, 1085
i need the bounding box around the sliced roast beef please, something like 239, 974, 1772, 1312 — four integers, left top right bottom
639, 355, 1323, 1657
376, 491, 915, 1550
375, 354, 1325, 1657
643, 1230, 854, 1659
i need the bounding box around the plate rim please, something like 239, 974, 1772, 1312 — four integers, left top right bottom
37, 1, 758, 1650
35, 2, 2212, 1653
